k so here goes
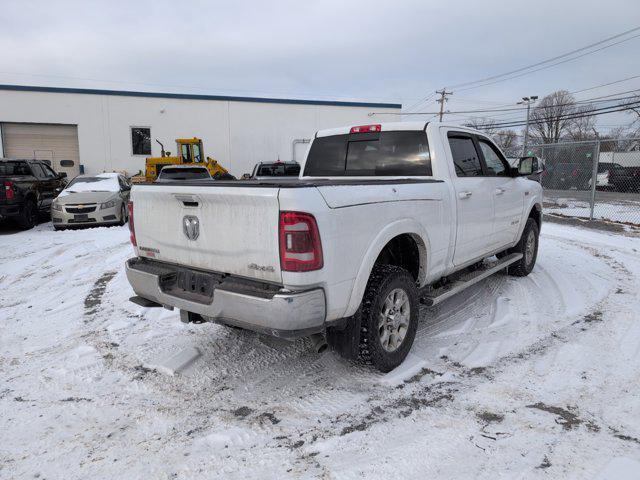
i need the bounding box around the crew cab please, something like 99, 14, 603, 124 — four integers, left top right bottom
1, 158, 67, 229
125, 122, 543, 372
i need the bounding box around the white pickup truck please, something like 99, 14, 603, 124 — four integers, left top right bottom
125, 121, 543, 372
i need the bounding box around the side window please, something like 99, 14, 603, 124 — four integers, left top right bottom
448, 135, 483, 177
477, 138, 509, 176
192, 143, 202, 163
42, 164, 57, 178
30, 163, 47, 178
131, 127, 151, 155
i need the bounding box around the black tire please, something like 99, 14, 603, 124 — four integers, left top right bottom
505, 218, 539, 277
357, 264, 419, 373
17, 198, 38, 230
118, 204, 127, 226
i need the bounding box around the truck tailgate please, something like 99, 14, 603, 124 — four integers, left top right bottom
132, 184, 282, 283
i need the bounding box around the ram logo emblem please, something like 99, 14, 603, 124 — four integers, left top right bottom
182, 215, 200, 241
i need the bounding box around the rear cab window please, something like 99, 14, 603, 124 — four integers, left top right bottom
304, 130, 432, 177
0, 161, 33, 176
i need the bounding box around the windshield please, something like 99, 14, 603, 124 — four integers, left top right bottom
63, 175, 120, 194
159, 168, 211, 180
304, 131, 431, 177
256, 163, 300, 177
0, 161, 32, 176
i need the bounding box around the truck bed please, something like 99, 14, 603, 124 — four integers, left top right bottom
138, 178, 443, 188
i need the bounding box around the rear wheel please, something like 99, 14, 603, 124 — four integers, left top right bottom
17, 199, 38, 230
357, 264, 419, 372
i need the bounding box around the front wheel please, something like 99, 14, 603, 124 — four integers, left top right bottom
358, 264, 419, 372
118, 204, 127, 226
506, 218, 539, 277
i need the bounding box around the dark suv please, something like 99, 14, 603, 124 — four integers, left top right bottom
0, 159, 67, 229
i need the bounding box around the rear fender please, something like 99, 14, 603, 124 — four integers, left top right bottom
343, 218, 429, 318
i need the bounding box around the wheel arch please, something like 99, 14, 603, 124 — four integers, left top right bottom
343, 219, 429, 318
529, 202, 542, 230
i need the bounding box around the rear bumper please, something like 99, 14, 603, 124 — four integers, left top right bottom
125, 258, 326, 339
0, 203, 21, 218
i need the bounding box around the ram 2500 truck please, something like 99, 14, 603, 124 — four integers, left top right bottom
125, 122, 543, 372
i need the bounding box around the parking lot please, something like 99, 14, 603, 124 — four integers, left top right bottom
2, 221, 640, 479
544, 189, 640, 224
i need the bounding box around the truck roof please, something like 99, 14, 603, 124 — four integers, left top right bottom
315, 121, 480, 138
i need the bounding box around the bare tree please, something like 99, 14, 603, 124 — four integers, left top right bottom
567, 104, 597, 141
529, 90, 595, 144
494, 130, 518, 152
463, 117, 498, 136
463, 117, 518, 153
619, 94, 640, 136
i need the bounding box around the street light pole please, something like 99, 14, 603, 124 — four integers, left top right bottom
518, 95, 538, 156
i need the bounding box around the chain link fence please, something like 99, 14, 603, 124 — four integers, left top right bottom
524, 138, 640, 226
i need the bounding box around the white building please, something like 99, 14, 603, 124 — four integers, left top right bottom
0, 85, 401, 177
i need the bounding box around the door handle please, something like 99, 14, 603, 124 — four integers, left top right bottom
494, 188, 506, 195
458, 191, 472, 199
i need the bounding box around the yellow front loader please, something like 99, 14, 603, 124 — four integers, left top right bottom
132, 138, 230, 183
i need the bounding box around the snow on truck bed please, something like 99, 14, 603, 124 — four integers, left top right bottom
1, 221, 640, 479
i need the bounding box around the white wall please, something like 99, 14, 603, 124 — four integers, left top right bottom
0, 89, 401, 176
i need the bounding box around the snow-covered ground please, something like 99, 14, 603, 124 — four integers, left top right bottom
1, 221, 640, 479
544, 198, 640, 225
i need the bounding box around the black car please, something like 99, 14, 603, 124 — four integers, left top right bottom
0, 158, 67, 229
609, 165, 640, 192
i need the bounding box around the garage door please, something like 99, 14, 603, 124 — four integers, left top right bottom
1, 123, 80, 177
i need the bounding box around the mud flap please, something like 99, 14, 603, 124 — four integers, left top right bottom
326, 309, 362, 360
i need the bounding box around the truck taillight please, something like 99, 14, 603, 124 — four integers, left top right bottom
128, 201, 137, 246
350, 124, 381, 134
279, 211, 323, 272
4, 181, 14, 200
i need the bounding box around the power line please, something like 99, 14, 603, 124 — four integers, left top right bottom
446, 26, 640, 90
478, 101, 640, 129
571, 74, 640, 95
456, 33, 640, 93
375, 90, 640, 117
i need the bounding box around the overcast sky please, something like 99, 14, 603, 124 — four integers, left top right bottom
1, 0, 639, 132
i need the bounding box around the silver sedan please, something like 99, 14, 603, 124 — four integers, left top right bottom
51, 173, 131, 230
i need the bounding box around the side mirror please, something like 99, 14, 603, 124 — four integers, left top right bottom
517, 156, 543, 176
58, 172, 68, 178
241, 173, 251, 180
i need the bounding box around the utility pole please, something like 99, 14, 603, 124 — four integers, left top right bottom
436, 89, 453, 121
518, 95, 538, 156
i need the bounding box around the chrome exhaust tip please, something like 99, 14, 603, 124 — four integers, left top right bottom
309, 333, 328, 354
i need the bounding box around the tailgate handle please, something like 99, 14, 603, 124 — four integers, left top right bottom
174, 194, 200, 208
